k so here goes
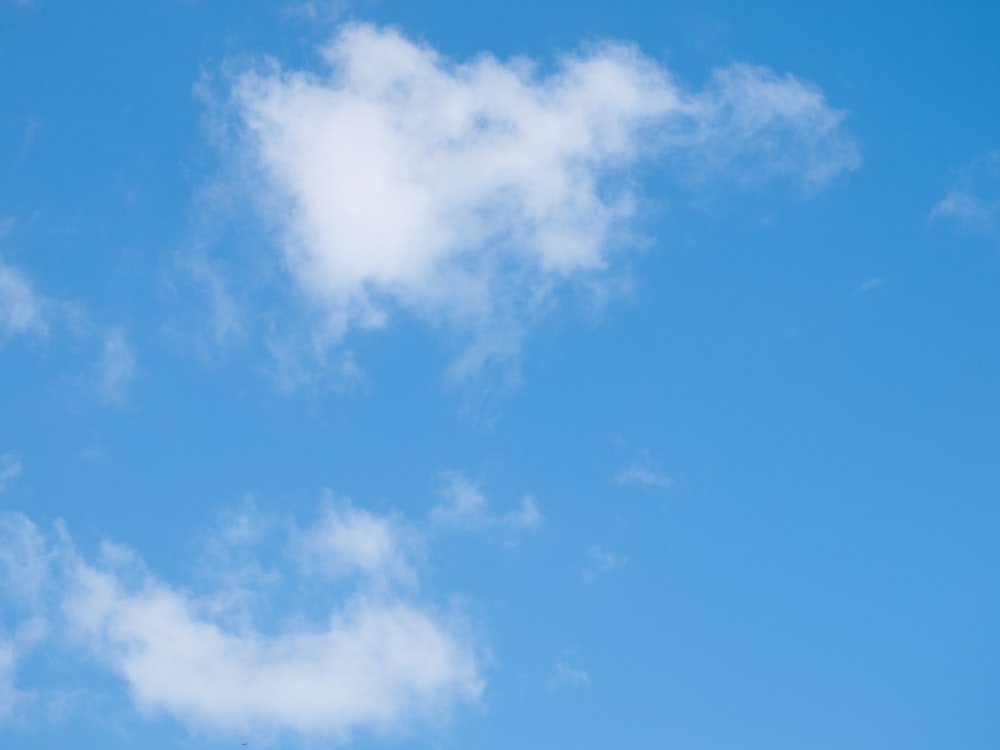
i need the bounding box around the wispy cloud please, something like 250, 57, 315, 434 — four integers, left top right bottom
583, 544, 627, 582
430, 473, 542, 532
0, 260, 137, 405
616, 451, 674, 491
0, 454, 22, 493
94, 327, 136, 405
173, 253, 248, 357
548, 661, 591, 690
0, 512, 50, 719
853, 276, 883, 295
0, 506, 483, 739
931, 151, 1000, 237
0, 261, 49, 341
504, 495, 542, 531
293, 499, 421, 590
216, 504, 269, 548
215, 23, 858, 379
0, 639, 20, 720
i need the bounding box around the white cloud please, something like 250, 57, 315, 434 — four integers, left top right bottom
95, 327, 136, 405
616, 451, 674, 491
0, 455, 21, 493
931, 151, 1000, 237
430, 473, 541, 532
0, 262, 48, 341
62, 564, 480, 737
0, 508, 484, 739
222, 24, 859, 375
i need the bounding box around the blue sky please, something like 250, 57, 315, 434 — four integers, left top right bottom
0, 1, 998, 748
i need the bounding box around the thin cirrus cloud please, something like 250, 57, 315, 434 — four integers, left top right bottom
0, 261, 49, 341
219, 23, 860, 376
94, 327, 137, 406
853, 276, 883, 295
430, 472, 541, 532
931, 150, 1000, 237
0, 505, 484, 738
583, 544, 627, 582
616, 451, 674, 491
0, 454, 22, 493
0, 512, 49, 719
0, 640, 21, 720
0, 260, 136, 404
548, 661, 591, 690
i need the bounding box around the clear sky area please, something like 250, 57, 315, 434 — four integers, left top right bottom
0, 1, 998, 748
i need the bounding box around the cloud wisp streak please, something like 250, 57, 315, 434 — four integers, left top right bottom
217, 23, 859, 377
0, 455, 22, 493
931, 151, 1000, 238
583, 544, 627, 582
853, 276, 883, 295
94, 328, 136, 405
430, 473, 541, 532
616, 451, 674, 492
0, 261, 136, 404
0, 262, 49, 341
548, 661, 591, 690
0, 506, 484, 740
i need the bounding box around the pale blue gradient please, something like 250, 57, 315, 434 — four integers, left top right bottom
0, 1, 998, 749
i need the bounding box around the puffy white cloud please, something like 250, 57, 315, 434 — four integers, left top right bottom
430, 473, 541, 532
62, 562, 480, 737
0, 508, 484, 739
223, 24, 859, 373
931, 150, 1000, 237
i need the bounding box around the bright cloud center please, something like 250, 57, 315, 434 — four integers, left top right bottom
228, 24, 859, 366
